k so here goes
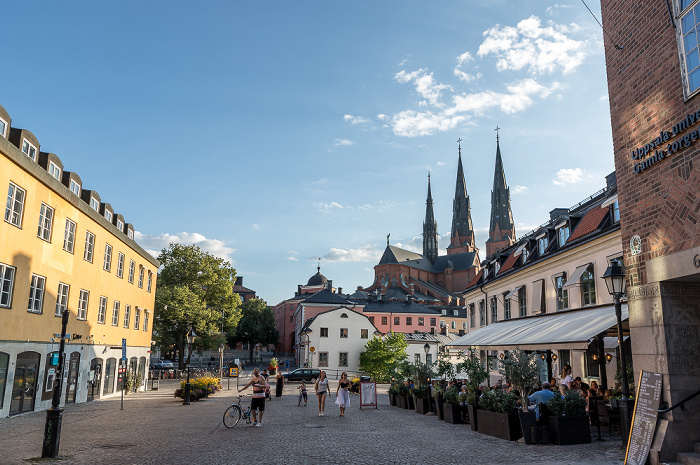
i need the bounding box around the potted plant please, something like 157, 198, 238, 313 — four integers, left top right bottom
411, 384, 431, 414
442, 385, 463, 424
268, 357, 279, 375
396, 383, 409, 409
499, 348, 541, 444
388, 382, 398, 406
545, 391, 591, 445
477, 389, 522, 440
432, 383, 445, 420
458, 348, 490, 431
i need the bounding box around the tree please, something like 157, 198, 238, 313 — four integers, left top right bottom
228, 298, 278, 362
499, 348, 541, 409
154, 243, 242, 369
358, 332, 408, 382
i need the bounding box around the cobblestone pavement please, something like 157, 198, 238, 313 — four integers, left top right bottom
0, 380, 624, 465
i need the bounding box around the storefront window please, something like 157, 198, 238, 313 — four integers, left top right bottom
103, 357, 116, 395
0, 352, 8, 408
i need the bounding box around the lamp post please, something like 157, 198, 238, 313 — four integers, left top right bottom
423, 342, 430, 365
602, 261, 632, 447
41, 308, 69, 458
183, 326, 196, 405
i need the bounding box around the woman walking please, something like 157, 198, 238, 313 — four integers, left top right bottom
335, 372, 351, 416
275, 370, 284, 398
315, 371, 329, 416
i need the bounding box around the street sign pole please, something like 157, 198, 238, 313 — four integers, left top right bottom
121, 338, 126, 410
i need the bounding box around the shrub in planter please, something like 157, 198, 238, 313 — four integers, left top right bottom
432, 384, 445, 420
411, 385, 431, 414
544, 391, 591, 445
388, 384, 398, 406
443, 385, 463, 424
477, 389, 522, 440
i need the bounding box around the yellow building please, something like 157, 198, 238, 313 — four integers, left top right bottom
0, 103, 158, 417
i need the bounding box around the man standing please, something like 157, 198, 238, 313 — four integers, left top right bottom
239, 368, 269, 427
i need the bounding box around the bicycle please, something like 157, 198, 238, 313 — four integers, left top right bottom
223, 395, 253, 428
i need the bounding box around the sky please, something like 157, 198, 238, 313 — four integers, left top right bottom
1, 1, 615, 306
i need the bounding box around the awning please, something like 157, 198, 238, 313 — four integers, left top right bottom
604, 335, 629, 349
504, 285, 524, 300
563, 263, 592, 288
447, 304, 628, 351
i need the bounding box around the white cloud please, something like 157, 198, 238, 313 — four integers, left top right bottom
453, 52, 481, 82
333, 138, 355, 147
512, 185, 528, 193
285, 256, 299, 261
477, 16, 586, 75
552, 168, 584, 186
251, 224, 262, 230
377, 114, 389, 121
322, 245, 383, 262
343, 114, 372, 125
134, 231, 235, 263
315, 201, 344, 212
391, 110, 467, 137
394, 69, 452, 107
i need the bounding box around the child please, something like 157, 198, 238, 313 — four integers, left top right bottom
298, 380, 308, 406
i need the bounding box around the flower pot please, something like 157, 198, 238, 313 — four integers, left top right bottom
467, 404, 479, 431
435, 398, 445, 421
547, 415, 592, 445
443, 403, 463, 424
396, 394, 405, 409
477, 410, 522, 441
519, 410, 537, 445
404, 394, 414, 410
414, 396, 431, 414
389, 393, 397, 406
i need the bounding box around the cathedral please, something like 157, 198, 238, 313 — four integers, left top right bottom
362, 136, 516, 305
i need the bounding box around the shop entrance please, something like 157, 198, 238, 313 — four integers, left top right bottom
10, 351, 40, 415
65, 352, 80, 404
88, 358, 102, 401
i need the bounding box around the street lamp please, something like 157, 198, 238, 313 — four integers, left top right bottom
183, 326, 196, 405
41, 308, 69, 458
423, 342, 430, 365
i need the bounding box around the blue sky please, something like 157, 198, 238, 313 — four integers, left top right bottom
1, 1, 615, 306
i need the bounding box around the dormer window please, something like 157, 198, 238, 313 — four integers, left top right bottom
105, 210, 112, 222
22, 139, 37, 161
127, 229, 134, 240
557, 223, 570, 246
70, 180, 80, 196
90, 197, 99, 211
537, 235, 549, 255
48, 161, 61, 180
116, 219, 124, 231
441, 309, 447, 315
0, 117, 7, 138
494, 261, 501, 274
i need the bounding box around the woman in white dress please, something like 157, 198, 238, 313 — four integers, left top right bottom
335, 372, 351, 417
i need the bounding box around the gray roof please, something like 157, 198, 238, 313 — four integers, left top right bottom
432, 252, 478, 272
362, 300, 440, 314
302, 289, 352, 305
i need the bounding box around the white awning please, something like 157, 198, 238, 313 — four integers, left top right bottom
504, 285, 524, 300
563, 263, 592, 288
447, 304, 628, 351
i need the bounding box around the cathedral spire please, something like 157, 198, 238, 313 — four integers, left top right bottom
448, 139, 475, 255
423, 172, 439, 263
486, 132, 516, 257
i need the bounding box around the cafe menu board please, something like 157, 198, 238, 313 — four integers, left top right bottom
625, 371, 663, 465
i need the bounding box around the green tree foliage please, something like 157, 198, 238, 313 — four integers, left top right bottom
458, 347, 489, 391
154, 243, 242, 369
358, 332, 408, 382
228, 298, 278, 362
499, 348, 541, 408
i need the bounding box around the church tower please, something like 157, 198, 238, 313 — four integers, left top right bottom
422, 173, 439, 263
486, 132, 516, 257
447, 140, 476, 255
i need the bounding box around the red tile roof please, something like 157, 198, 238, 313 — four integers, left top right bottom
465, 270, 483, 289
567, 206, 609, 242
497, 251, 519, 275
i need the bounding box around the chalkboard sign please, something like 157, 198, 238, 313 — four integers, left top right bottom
625, 371, 663, 465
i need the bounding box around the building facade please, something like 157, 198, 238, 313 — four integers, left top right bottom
0, 103, 158, 418
600, 0, 700, 460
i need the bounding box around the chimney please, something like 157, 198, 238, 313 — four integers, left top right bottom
235, 277, 242, 286
441, 327, 447, 336
338, 287, 343, 295
407, 295, 413, 303
605, 171, 617, 190
458, 329, 465, 336
549, 208, 568, 221
430, 327, 435, 335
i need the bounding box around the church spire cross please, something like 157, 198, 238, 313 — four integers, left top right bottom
457, 138, 462, 155
494, 126, 500, 143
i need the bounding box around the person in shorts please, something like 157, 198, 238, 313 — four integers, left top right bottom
239, 368, 269, 427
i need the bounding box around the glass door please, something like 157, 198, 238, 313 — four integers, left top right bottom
65, 352, 80, 404
10, 352, 40, 415
88, 358, 102, 401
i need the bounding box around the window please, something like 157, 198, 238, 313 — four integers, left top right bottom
103, 244, 112, 272
557, 224, 570, 247
27, 274, 45, 313
538, 235, 549, 256
453, 309, 459, 316
123, 304, 131, 328
340, 328, 348, 338
98, 296, 107, 324
469, 304, 475, 327
147, 272, 152, 292
479, 300, 485, 326
406, 316, 412, 325
518, 287, 527, 317
116, 219, 123, 231
318, 352, 328, 367
581, 267, 596, 306
134, 308, 141, 330
451, 321, 456, 329
503, 294, 511, 320
381, 316, 388, 325
339, 353, 348, 367
111, 301, 120, 326
70, 180, 80, 196
128, 260, 135, 283
63, 219, 76, 253
127, 229, 134, 240
48, 162, 61, 180
77, 290, 89, 320
555, 273, 569, 311
463, 322, 467, 329
430, 317, 436, 326
418, 317, 424, 326
143, 310, 149, 331
5, 183, 25, 228
103, 210, 111, 222
426, 354, 432, 365
138, 266, 144, 288
678, 0, 700, 96
84, 231, 95, 262
415, 353, 421, 365
116, 253, 124, 278
0, 263, 15, 308
612, 201, 620, 223
441, 309, 447, 315
361, 329, 368, 339
393, 316, 400, 326
55, 283, 69, 316
491, 296, 498, 322
320, 327, 328, 337
90, 197, 99, 211
0, 116, 6, 137
37, 203, 54, 241
22, 139, 37, 161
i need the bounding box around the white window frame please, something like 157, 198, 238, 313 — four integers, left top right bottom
143, 310, 149, 331
37, 203, 54, 242
103, 244, 112, 272
147, 272, 152, 292
557, 223, 570, 247
48, 161, 61, 180
123, 304, 131, 328
127, 229, 134, 240
117, 252, 125, 278
98, 296, 107, 324
318, 352, 329, 367
69, 180, 80, 196
22, 139, 37, 161
77, 289, 89, 320
27, 274, 45, 313
5, 182, 25, 228
339, 352, 348, 367
134, 308, 141, 330
116, 219, 124, 231
0, 116, 7, 138
90, 196, 99, 211
55, 282, 69, 316
0, 263, 16, 308
105, 210, 112, 222
676, 0, 700, 99
63, 219, 76, 253
138, 266, 144, 288
128, 260, 135, 283
84, 231, 95, 262
112, 300, 120, 326
339, 328, 348, 338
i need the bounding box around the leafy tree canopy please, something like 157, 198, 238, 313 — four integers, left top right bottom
228, 298, 278, 361
358, 332, 408, 382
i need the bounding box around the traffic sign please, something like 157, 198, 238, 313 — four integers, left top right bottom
229, 367, 238, 377
122, 338, 127, 361
310, 347, 315, 353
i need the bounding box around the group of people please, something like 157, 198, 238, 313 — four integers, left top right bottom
238, 368, 352, 426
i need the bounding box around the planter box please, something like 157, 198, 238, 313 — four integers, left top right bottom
477, 410, 522, 441
434, 398, 445, 421
443, 403, 463, 424
548, 415, 592, 445
396, 394, 405, 409
519, 410, 537, 445
389, 393, 397, 407
404, 394, 414, 410
414, 396, 431, 414
467, 404, 479, 431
